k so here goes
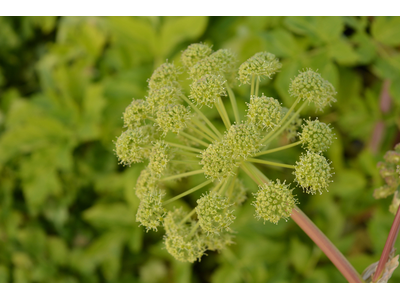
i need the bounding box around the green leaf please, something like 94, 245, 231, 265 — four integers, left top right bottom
274, 58, 302, 106
289, 237, 311, 274
263, 28, 301, 58
83, 203, 134, 228
284, 16, 344, 44
328, 38, 359, 66
351, 32, 377, 65
160, 17, 208, 58
372, 16, 400, 46
330, 169, 367, 199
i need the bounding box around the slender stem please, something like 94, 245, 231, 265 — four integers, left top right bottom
262, 100, 308, 145
165, 142, 202, 153
219, 175, 233, 196
170, 160, 200, 165
212, 179, 226, 193
179, 131, 209, 147
372, 204, 400, 282
226, 173, 237, 201
225, 83, 240, 124
160, 169, 204, 182
163, 179, 213, 205
246, 157, 295, 169
250, 75, 255, 96
215, 97, 231, 129
190, 118, 219, 141
176, 150, 200, 159
179, 208, 196, 225
254, 141, 302, 157
187, 124, 214, 144
189, 222, 201, 236
181, 94, 222, 139
291, 208, 363, 283
241, 161, 363, 283
260, 97, 301, 145
255, 77, 260, 97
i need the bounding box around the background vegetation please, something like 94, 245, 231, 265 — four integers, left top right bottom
1, 16, 400, 283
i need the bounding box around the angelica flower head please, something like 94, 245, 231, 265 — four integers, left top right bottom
299, 118, 335, 152
238, 52, 282, 85
253, 180, 297, 224
115, 43, 338, 263
289, 69, 337, 111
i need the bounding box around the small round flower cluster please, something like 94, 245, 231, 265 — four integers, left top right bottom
115, 43, 337, 262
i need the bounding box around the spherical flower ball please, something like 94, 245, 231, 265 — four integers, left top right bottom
189, 74, 227, 108
148, 141, 170, 178
238, 52, 282, 84
246, 95, 282, 131
146, 85, 181, 112
224, 122, 261, 159
136, 188, 166, 232
200, 141, 237, 181
202, 232, 234, 251
289, 69, 337, 111
189, 49, 236, 80
148, 62, 181, 90
135, 168, 159, 199
123, 99, 149, 128
163, 208, 206, 263
299, 118, 335, 152
196, 191, 235, 234
155, 104, 191, 135
181, 43, 213, 69
114, 128, 148, 166
252, 179, 297, 224
294, 151, 333, 195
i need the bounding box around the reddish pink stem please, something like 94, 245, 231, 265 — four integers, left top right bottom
291, 207, 363, 283
372, 205, 400, 282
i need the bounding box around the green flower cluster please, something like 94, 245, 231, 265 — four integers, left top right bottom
115, 43, 337, 262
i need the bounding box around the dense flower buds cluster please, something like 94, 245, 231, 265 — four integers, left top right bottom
238, 52, 282, 84
253, 180, 297, 224
294, 151, 333, 195
289, 69, 337, 111
299, 118, 335, 152
115, 43, 337, 262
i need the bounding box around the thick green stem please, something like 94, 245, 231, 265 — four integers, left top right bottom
215, 97, 231, 129
170, 160, 200, 165
225, 83, 240, 124
163, 179, 213, 205
254, 140, 302, 157
187, 124, 214, 143
179, 131, 209, 147
181, 94, 222, 139
190, 118, 219, 141
246, 157, 295, 169
160, 169, 204, 182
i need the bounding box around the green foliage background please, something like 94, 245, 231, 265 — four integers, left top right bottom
1, 16, 400, 283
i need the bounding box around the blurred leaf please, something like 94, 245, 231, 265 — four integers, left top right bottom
160, 17, 208, 59
83, 203, 134, 228
372, 16, 400, 46
289, 237, 311, 274
328, 38, 359, 65
263, 28, 301, 58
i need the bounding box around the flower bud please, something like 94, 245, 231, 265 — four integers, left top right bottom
224, 122, 261, 159
200, 141, 236, 181
252, 179, 297, 224
299, 118, 335, 152
181, 43, 213, 69
196, 191, 235, 234
189, 74, 227, 108
246, 95, 282, 131
294, 151, 333, 195
148, 62, 181, 90
163, 208, 205, 263
123, 99, 149, 128
289, 69, 337, 111
148, 141, 170, 178
146, 85, 181, 113
238, 52, 281, 85
155, 104, 191, 135
114, 128, 150, 166
189, 49, 236, 80
136, 189, 166, 232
